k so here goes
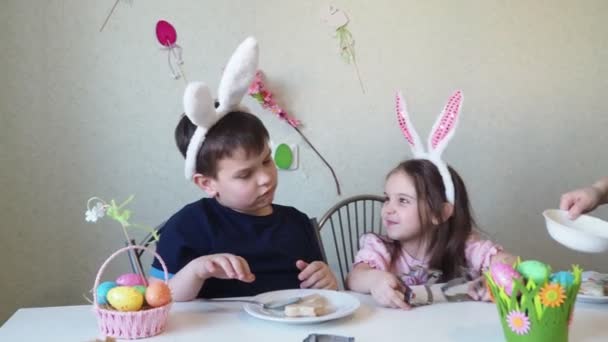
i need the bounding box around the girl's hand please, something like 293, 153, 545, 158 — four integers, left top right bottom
194, 253, 255, 282
369, 271, 411, 310
296, 260, 338, 290
467, 276, 491, 301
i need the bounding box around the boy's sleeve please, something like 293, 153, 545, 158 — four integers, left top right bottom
308, 218, 326, 262
150, 219, 193, 280
353, 234, 392, 271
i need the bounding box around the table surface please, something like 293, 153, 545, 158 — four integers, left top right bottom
1, 292, 607, 341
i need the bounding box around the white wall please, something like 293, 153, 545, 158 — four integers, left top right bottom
1, 0, 607, 324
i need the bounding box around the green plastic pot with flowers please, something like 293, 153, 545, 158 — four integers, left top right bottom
485, 259, 582, 342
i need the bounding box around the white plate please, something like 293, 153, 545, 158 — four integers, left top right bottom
577, 294, 608, 304
243, 289, 360, 324
577, 271, 608, 304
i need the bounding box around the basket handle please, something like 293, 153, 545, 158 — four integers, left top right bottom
93, 245, 169, 306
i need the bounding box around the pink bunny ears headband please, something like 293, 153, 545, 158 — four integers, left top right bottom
183, 37, 259, 180
395, 90, 463, 204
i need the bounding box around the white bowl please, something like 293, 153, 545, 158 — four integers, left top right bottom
543, 209, 608, 253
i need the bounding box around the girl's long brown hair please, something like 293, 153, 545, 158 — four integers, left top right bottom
389, 159, 474, 281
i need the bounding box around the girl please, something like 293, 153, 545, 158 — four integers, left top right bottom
346, 91, 516, 309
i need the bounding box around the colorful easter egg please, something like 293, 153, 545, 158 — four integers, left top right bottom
116, 273, 145, 286
550, 271, 574, 287
107, 286, 144, 312
145, 282, 172, 308
516, 260, 550, 285
96, 281, 117, 305
490, 263, 521, 295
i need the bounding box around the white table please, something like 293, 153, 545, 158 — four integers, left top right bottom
1, 293, 607, 341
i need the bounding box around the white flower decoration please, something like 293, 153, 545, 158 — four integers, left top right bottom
85, 202, 105, 223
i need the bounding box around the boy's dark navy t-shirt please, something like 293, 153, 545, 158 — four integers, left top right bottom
150, 198, 323, 298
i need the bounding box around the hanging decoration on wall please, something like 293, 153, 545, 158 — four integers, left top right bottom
155, 20, 188, 82
249, 70, 342, 195
249, 71, 300, 127
99, 0, 131, 32
272, 142, 298, 170
321, 5, 365, 94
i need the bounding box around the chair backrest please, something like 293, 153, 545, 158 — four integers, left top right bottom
316, 194, 385, 288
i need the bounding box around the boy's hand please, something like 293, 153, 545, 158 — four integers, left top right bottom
296, 260, 338, 290
369, 271, 411, 310
195, 253, 255, 282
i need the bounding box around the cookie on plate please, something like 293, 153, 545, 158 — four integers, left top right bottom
580, 281, 604, 297
284, 294, 329, 317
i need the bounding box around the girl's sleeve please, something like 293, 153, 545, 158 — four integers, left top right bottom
353, 234, 392, 271
465, 233, 503, 278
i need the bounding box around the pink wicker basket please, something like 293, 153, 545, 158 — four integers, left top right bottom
93, 245, 172, 339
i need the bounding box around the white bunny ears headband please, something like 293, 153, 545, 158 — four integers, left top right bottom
395, 90, 463, 204
182, 37, 259, 180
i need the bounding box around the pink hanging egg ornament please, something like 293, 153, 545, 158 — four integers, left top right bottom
156, 20, 177, 47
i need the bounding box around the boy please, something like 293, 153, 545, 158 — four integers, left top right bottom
150, 37, 337, 301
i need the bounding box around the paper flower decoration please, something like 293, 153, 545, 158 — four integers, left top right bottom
249, 70, 342, 195
249, 71, 300, 127
507, 310, 531, 335
539, 283, 566, 308
86, 202, 106, 222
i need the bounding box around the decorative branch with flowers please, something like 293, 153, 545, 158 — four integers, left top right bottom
249, 70, 342, 195
320, 5, 365, 93
85, 195, 159, 244
84, 195, 158, 302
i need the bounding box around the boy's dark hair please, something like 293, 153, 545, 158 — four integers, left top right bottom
175, 111, 270, 178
